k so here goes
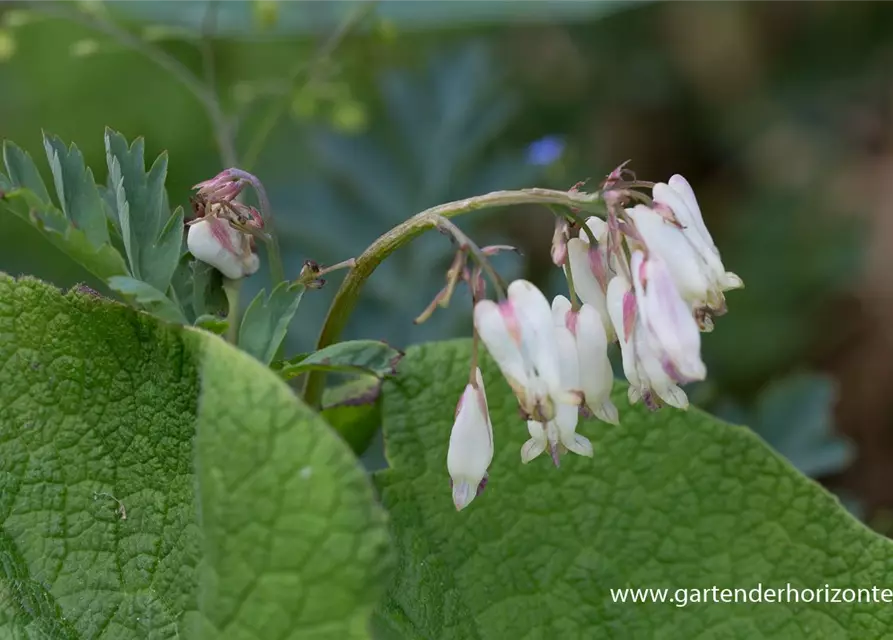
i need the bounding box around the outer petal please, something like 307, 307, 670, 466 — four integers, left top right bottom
627, 204, 709, 306
551, 294, 573, 329
632, 251, 706, 383
576, 303, 616, 423
508, 280, 563, 401
653, 183, 727, 287
188, 219, 256, 279
473, 300, 529, 396
607, 275, 641, 391
667, 174, 716, 251
634, 329, 689, 410
567, 238, 613, 338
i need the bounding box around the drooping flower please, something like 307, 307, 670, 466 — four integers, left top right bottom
551, 295, 618, 424
630, 250, 706, 385
566, 216, 617, 340
447, 367, 494, 511
626, 174, 742, 320
187, 208, 261, 280
521, 323, 592, 465
606, 271, 688, 410
474, 280, 580, 421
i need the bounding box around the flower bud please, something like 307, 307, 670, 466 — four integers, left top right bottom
447, 367, 493, 511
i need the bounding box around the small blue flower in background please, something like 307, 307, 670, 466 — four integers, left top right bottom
525, 135, 565, 166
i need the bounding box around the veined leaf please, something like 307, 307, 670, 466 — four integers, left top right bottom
0, 274, 391, 639
375, 339, 893, 639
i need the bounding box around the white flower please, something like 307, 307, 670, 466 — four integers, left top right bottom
473, 280, 579, 421
447, 367, 494, 511
521, 323, 592, 465
606, 272, 688, 410
187, 216, 260, 280
566, 217, 616, 341
552, 295, 618, 424
626, 174, 742, 315
630, 250, 706, 385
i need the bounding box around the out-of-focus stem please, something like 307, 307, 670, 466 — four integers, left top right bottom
302, 187, 605, 407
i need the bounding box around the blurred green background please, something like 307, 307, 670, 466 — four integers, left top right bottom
2, 0, 892, 529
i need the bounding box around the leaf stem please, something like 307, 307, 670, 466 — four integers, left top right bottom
223, 277, 241, 344
240, 1, 377, 172
302, 187, 605, 407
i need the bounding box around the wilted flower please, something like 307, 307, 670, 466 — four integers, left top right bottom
606, 272, 689, 410
521, 323, 592, 465
627, 174, 743, 319
552, 295, 618, 424
551, 218, 570, 267
447, 367, 493, 511
474, 280, 580, 421
187, 209, 261, 280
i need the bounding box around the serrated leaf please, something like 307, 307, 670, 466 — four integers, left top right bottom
1, 188, 130, 281
238, 281, 305, 365
42, 133, 110, 247
2, 141, 51, 204
107, 274, 187, 324
322, 376, 383, 455
0, 274, 391, 638
277, 340, 403, 381
104, 128, 181, 292
375, 339, 893, 638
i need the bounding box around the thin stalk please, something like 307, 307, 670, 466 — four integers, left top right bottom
223, 278, 241, 344
432, 215, 506, 301
241, 1, 377, 172
37, 1, 238, 167
302, 187, 605, 407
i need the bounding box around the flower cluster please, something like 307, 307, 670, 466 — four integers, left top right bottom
446, 173, 742, 510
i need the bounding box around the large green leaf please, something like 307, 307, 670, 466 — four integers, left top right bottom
374, 340, 893, 639
0, 275, 391, 639
106, 0, 652, 35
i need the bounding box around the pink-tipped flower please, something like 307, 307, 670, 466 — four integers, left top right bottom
566, 217, 618, 341
521, 323, 592, 466
627, 175, 743, 318
552, 295, 618, 424
474, 280, 579, 422
187, 214, 260, 280
447, 367, 494, 511
631, 250, 706, 385
606, 272, 689, 410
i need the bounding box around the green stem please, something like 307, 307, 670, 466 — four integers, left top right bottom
223, 278, 241, 345
240, 1, 378, 172
301, 187, 605, 407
